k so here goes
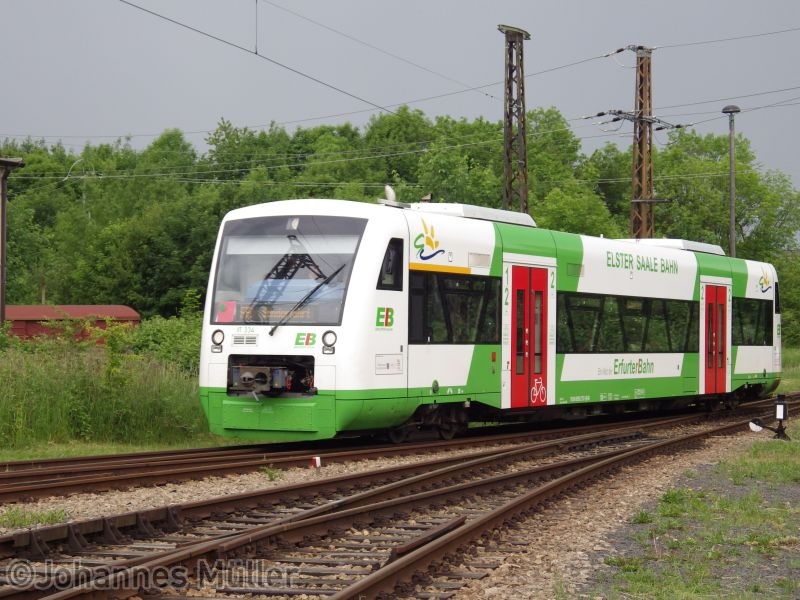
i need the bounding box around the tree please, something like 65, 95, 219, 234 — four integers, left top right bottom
654, 130, 800, 259
6, 203, 50, 303
526, 108, 583, 202
205, 119, 292, 182
535, 182, 623, 238
579, 143, 631, 231
365, 106, 433, 183
417, 138, 500, 206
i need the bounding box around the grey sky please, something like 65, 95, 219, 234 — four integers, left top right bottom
2, 0, 798, 187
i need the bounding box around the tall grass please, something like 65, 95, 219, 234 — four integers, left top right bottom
0, 316, 207, 448
777, 346, 800, 394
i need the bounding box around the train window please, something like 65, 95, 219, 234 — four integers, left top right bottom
732, 298, 773, 346
409, 272, 501, 345
478, 283, 501, 343
557, 291, 699, 354
717, 301, 725, 368
212, 215, 366, 325
515, 290, 525, 374
533, 291, 543, 374
427, 276, 447, 343
620, 298, 645, 352
377, 238, 403, 291
564, 294, 601, 352
707, 304, 714, 364
644, 300, 671, 352
556, 294, 573, 353
597, 297, 623, 352
665, 300, 698, 352
409, 272, 447, 343
774, 281, 781, 314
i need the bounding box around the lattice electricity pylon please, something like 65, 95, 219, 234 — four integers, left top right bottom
630, 45, 655, 238
599, 46, 685, 238
498, 24, 531, 214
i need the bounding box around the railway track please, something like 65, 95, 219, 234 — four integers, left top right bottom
0, 409, 735, 502
0, 405, 781, 600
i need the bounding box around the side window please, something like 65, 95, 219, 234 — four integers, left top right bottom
556, 291, 698, 353
409, 272, 500, 344
377, 238, 403, 291
732, 298, 773, 346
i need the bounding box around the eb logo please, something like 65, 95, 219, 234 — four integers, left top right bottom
294, 333, 316, 346
376, 307, 394, 328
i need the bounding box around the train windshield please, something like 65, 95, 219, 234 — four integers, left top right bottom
211, 215, 367, 325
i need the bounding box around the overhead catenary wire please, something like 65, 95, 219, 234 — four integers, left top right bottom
261, 0, 498, 101
654, 25, 800, 50
6, 95, 799, 185
9, 93, 800, 182
4, 15, 798, 144
117, 0, 396, 117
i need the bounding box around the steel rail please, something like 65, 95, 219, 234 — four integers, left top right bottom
0, 424, 648, 559
333, 418, 757, 598
0, 412, 708, 502
5, 414, 763, 600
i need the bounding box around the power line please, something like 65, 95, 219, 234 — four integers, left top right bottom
0, 46, 625, 142
117, 0, 396, 117
655, 25, 800, 50
5, 94, 798, 170
261, 0, 498, 101
654, 85, 800, 111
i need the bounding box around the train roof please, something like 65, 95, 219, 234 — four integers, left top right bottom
407, 202, 536, 227
616, 238, 726, 256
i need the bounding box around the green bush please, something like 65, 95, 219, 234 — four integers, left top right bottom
0, 306, 207, 448
127, 289, 202, 374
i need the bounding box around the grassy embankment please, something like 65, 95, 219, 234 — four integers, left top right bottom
0, 314, 216, 461
593, 348, 800, 599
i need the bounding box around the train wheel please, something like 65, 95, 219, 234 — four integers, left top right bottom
438, 425, 457, 441
387, 427, 409, 444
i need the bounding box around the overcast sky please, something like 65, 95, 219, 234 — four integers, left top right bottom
2, 0, 798, 187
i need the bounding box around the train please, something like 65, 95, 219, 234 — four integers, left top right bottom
199, 192, 781, 442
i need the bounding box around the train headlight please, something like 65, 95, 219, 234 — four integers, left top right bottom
322, 330, 337, 347
211, 329, 225, 345
322, 330, 337, 354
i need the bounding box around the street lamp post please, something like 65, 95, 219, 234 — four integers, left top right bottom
722, 105, 740, 257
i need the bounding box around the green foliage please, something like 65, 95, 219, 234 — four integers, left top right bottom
526, 107, 583, 202
777, 346, 800, 392
718, 438, 800, 485
260, 465, 281, 481
536, 182, 623, 238
0, 303, 205, 448
631, 510, 655, 524
774, 255, 800, 346
128, 312, 202, 374
0, 338, 205, 448
0, 506, 69, 529
601, 484, 800, 599
655, 130, 800, 260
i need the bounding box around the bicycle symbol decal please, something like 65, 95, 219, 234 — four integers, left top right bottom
530, 377, 546, 405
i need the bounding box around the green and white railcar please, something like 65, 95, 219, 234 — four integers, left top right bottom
199, 198, 781, 441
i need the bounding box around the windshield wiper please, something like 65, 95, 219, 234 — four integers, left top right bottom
268, 263, 346, 336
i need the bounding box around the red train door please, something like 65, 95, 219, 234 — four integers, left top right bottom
704, 284, 727, 394
510, 266, 548, 408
